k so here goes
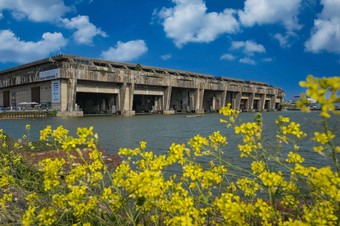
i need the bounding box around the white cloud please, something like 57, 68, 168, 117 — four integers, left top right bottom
0, 0, 71, 22
0, 29, 67, 63
62, 15, 107, 45
161, 54, 172, 60
100, 40, 148, 62
238, 0, 302, 31
155, 0, 239, 48
220, 53, 236, 61
274, 32, 297, 48
230, 40, 265, 56
239, 57, 256, 65
305, 0, 340, 53
262, 57, 273, 62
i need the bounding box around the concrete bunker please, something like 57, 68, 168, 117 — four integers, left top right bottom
0, 54, 285, 116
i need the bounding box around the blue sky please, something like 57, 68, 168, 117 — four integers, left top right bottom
0, 0, 339, 99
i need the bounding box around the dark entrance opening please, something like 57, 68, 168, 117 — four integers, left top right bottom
240, 99, 247, 111
264, 100, 270, 110
253, 100, 259, 110
275, 103, 280, 110
133, 95, 161, 114
169, 88, 191, 113
3, 90, 10, 107
76, 92, 117, 114
203, 91, 221, 112
31, 87, 40, 103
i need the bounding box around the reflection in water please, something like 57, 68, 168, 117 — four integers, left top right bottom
1, 111, 339, 173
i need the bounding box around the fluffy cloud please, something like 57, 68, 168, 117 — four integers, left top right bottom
305, 0, 340, 53
273, 32, 297, 48
0, 0, 71, 22
220, 53, 236, 61
100, 40, 148, 62
238, 0, 302, 31
0, 29, 67, 63
161, 54, 172, 60
62, 15, 107, 45
239, 57, 256, 65
230, 40, 265, 56
155, 0, 239, 48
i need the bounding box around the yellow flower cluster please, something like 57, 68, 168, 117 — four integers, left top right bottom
298, 75, 340, 118
235, 122, 261, 157
219, 103, 240, 126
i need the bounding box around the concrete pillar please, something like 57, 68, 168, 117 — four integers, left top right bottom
129, 83, 134, 111
248, 93, 255, 111
189, 90, 195, 111
270, 95, 277, 111
234, 92, 242, 110
195, 88, 204, 113
108, 95, 116, 113
259, 94, 266, 111
155, 96, 162, 111
163, 86, 174, 114
119, 83, 135, 116
226, 91, 232, 107
212, 96, 216, 111
67, 78, 77, 111
221, 89, 227, 108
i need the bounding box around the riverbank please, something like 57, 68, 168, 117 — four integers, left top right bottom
21, 148, 122, 171
0, 110, 58, 118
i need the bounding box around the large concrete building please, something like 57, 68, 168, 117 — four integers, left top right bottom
0, 54, 285, 116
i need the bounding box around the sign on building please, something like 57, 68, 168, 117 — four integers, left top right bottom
39, 68, 60, 81
51, 80, 60, 103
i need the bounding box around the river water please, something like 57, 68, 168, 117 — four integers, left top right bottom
1, 111, 339, 173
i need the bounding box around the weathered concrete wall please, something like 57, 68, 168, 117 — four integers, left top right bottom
0, 81, 54, 109
0, 54, 285, 115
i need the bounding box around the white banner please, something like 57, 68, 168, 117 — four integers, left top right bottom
39, 68, 60, 81
51, 80, 61, 103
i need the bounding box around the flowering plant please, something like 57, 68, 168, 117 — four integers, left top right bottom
0, 75, 339, 225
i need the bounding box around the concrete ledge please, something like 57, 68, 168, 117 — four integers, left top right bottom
121, 111, 135, 116
163, 110, 175, 115
57, 111, 84, 117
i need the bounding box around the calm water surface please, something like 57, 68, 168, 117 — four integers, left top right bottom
1, 111, 339, 173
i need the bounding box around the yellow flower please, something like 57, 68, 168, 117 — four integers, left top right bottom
38, 207, 56, 225
25, 124, 31, 130
298, 75, 340, 118
313, 131, 334, 144
251, 161, 265, 174
22, 205, 36, 226
286, 152, 305, 163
